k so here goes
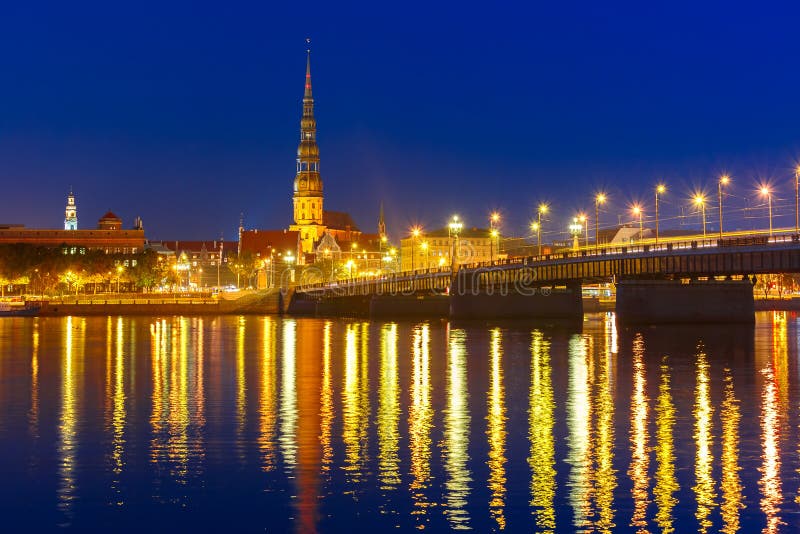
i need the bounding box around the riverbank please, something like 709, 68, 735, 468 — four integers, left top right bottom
33, 289, 283, 316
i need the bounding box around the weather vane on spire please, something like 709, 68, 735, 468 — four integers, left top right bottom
306, 37, 311, 53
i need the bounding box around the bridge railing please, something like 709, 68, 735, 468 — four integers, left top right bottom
297, 231, 800, 293
459, 232, 800, 271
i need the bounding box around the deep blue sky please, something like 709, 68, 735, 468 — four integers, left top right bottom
3, 1, 800, 241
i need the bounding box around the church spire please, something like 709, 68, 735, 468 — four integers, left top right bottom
378, 201, 386, 239
304, 48, 313, 100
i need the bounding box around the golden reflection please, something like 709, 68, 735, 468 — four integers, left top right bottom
627, 334, 649, 530
486, 328, 507, 530
57, 316, 85, 523
409, 323, 433, 528
720, 369, 743, 534
259, 317, 277, 471
693, 345, 717, 533
342, 322, 370, 481
378, 323, 400, 490
443, 327, 471, 529
593, 326, 616, 533
320, 321, 334, 471
528, 330, 555, 532
759, 365, 784, 532
166, 317, 190, 479
236, 315, 246, 458
654, 358, 678, 533
111, 316, 126, 503
565, 335, 592, 530
279, 319, 298, 469
772, 312, 789, 415
29, 320, 40, 440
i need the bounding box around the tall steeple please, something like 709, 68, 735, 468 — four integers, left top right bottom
291, 44, 325, 256
64, 188, 78, 230
378, 201, 386, 239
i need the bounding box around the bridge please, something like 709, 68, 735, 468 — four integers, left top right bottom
291, 232, 800, 322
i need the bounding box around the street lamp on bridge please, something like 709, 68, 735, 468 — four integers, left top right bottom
448, 215, 463, 269
760, 186, 773, 237
694, 194, 707, 238
410, 226, 421, 272
595, 193, 606, 252
718, 174, 730, 238
655, 184, 666, 244
631, 204, 643, 242
536, 203, 548, 256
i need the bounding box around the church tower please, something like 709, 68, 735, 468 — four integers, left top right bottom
64, 189, 78, 230
289, 49, 326, 256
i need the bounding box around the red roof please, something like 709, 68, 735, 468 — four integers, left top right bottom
323, 210, 360, 231
240, 229, 299, 257
99, 211, 121, 220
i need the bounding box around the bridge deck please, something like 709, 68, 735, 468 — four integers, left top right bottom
297, 233, 800, 297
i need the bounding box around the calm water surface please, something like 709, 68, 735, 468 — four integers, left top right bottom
1, 313, 799, 532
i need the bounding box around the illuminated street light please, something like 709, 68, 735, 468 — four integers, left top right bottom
655, 184, 666, 244
116, 265, 124, 293
448, 215, 463, 269
578, 213, 587, 248
490, 229, 499, 262
410, 226, 421, 272
760, 186, 773, 237
536, 203, 548, 256
595, 193, 607, 252
694, 194, 707, 237
718, 175, 730, 238
795, 166, 800, 235
530, 221, 540, 256
420, 240, 429, 270
568, 217, 582, 251
631, 204, 643, 242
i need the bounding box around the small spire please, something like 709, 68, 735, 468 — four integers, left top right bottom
304, 39, 313, 100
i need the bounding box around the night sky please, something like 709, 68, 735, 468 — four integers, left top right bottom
3, 1, 800, 241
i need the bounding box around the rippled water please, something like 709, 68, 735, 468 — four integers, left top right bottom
1, 313, 799, 532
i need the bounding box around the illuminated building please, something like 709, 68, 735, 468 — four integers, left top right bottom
399, 226, 497, 271
285, 50, 367, 262
64, 190, 77, 230
0, 210, 145, 254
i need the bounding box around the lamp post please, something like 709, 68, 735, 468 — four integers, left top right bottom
489, 212, 500, 263
448, 216, 463, 270
595, 193, 606, 252
529, 221, 539, 256
420, 241, 429, 270
578, 214, 587, 248
795, 167, 799, 235
761, 186, 773, 237
569, 218, 582, 251
632, 204, 643, 242
655, 184, 665, 244
537, 203, 548, 256
694, 194, 707, 238
116, 265, 124, 293
718, 175, 729, 238
410, 227, 421, 272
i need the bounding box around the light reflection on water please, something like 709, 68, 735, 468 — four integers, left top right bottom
0, 313, 799, 531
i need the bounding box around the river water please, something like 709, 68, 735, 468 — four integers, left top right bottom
0, 313, 798, 532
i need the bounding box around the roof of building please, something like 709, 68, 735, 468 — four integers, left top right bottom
159, 240, 229, 252
240, 229, 299, 256
99, 211, 121, 221
323, 210, 360, 231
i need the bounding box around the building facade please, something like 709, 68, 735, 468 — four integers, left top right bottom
64, 190, 77, 230
400, 227, 499, 271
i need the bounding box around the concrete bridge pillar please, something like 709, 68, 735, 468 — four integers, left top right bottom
616, 279, 754, 324
449, 282, 583, 320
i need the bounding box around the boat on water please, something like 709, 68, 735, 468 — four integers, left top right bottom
0, 302, 41, 317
